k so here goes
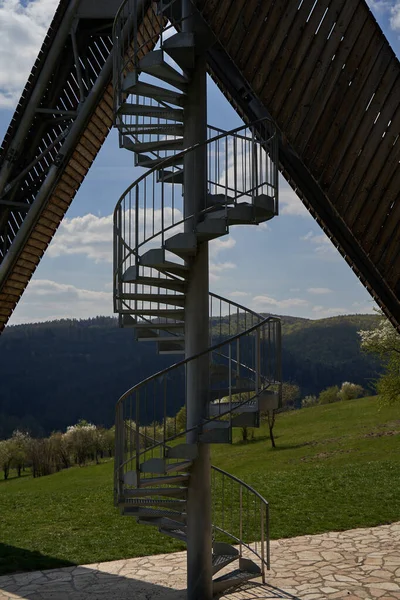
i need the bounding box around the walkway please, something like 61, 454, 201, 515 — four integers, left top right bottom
0, 522, 399, 599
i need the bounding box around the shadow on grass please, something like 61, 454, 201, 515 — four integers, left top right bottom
0, 545, 304, 599
0, 472, 31, 484
0, 543, 76, 577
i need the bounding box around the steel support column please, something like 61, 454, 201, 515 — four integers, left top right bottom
183, 14, 212, 599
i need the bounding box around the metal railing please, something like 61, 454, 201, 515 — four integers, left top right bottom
114, 313, 281, 491
113, 120, 278, 320
211, 465, 270, 583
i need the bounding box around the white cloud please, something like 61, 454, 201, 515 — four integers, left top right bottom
252, 295, 309, 310
300, 230, 339, 258
230, 291, 250, 298
0, 0, 58, 108
10, 278, 113, 323
307, 287, 333, 295
390, 2, 400, 30
209, 261, 236, 282
209, 235, 236, 258
279, 186, 309, 217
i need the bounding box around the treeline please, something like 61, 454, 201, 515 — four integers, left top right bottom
0, 314, 382, 438
0, 421, 114, 479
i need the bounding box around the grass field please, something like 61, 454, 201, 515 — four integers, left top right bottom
0, 396, 399, 575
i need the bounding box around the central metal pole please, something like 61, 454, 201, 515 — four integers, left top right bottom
183, 4, 212, 597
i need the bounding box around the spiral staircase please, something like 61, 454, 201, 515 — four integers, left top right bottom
112, 0, 282, 596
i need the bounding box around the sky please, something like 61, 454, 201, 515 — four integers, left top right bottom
0, 0, 399, 324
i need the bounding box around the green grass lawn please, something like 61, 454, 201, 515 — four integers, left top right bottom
0, 396, 399, 575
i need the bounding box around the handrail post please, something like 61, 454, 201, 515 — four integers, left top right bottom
266, 504, 270, 571
255, 328, 261, 394
239, 486, 243, 558
261, 502, 266, 583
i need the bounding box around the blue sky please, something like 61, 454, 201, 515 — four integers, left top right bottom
0, 0, 399, 323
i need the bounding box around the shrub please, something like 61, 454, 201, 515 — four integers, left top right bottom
338, 382, 364, 401
318, 385, 340, 405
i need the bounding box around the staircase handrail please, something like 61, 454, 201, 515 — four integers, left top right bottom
211, 465, 270, 582
116, 315, 280, 408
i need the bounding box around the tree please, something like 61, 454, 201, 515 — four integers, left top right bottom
281, 383, 300, 410
318, 385, 340, 405
9, 431, 29, 476
359, 314, 400, 404
0, 440, 13, 480
338, 382, 364, 402
301, 395, 318, 408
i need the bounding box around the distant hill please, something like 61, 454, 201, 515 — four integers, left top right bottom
0, 313, 382, 438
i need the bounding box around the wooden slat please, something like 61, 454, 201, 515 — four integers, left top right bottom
275, 0, 344, 125
264, 0, 332, 115
345, 100, 400, 237
303, 13, 378, 166
322, 56, 398, 194
216, 0, 249, 52
289, 0, 366, 146
250, 2, 302, 97
315, 41, 389, 184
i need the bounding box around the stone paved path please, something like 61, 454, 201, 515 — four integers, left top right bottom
0, 522, 399, 599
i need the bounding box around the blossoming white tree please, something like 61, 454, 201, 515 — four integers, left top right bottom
359, 313, 400, 404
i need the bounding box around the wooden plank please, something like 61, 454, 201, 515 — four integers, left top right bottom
66, 159, 86, 179
72, 149, 91, 172
289, 0, 365, 146
83, 128, 102, 151
370, 170, 400, 268
34, 223, 54, 238
16, 256, 38, 269
24, 242, 44, 257
0, 291, 20, 303
80, 134, 99, 157
51, 191, 72, 209
90, 112, 109, 137
13, 265, 33, 278
224, 0, 259, 61
345, 98, 400, 237
249, 2, 302, 97
86, 120, 105, 144
211, 0, 239, 38
313, 36, 388, 179
217, 0, 249, 52
278, 0, 347, 127
59, 171, 80, 190
267, 0, 332, 117
64, 165, 84, 186
322, 55, 398, 195
42, 204, 64, 220
31, 229, 51, 244
302, 13, 378, 166
38, 213, 60, 228
3, 279, 25, 292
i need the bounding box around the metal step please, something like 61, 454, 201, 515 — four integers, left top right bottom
207, 203, 256, 226
207, 193, 233, 207
165, 444, 198, 460
231, 411, 260, 428
121, 497, 186, 510
122, 269, 186, 292
199, 420, 231, 444
253, 193, 276, 222
134, 321, 184, 331
135, 153, 184, 168
209, 400, 258, 417
159, 527, 187, 542
121, 124, 184, 137
125, 308, 185, 319
140, 458, 192, 474
123, 506, 187, 521
117, 102, 184, 122
124, 137, 185, 154
209, 384, 255, 402
213, 542, 239, 557
137, 474, 190, 488
164, 232, 197, 258
140, 248, 189, 278
259, 389, 280, 411
212, 553, 238, 576
138, 330, 184, 343
212, 568, 260, 595
121, 77, 185, 106
119, 292, 185, 307
123, 487, 187, 498
196, 217, 228, 240
157, 340, 185, 354
139, 50, 188, 91
157, 168, 184, 185
162, 32, 196, 70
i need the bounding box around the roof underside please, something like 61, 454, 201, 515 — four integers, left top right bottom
0, 0, 399, 331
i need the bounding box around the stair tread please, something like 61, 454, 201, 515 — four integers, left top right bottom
213, 568, 260, 584
124, 507, 187, 520
123, 487, 187, 497
137, 475, 190, 487
122, 80, 185, 105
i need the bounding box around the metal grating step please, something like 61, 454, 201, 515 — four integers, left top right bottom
213, 568, 260, 595
212, 553, 238, 575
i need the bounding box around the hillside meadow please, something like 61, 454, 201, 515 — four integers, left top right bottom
0, 396, 399, 575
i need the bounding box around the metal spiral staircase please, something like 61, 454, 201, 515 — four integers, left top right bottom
112, 0, 282, 596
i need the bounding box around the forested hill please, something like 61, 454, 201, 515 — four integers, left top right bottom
0, 314, 382, 438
